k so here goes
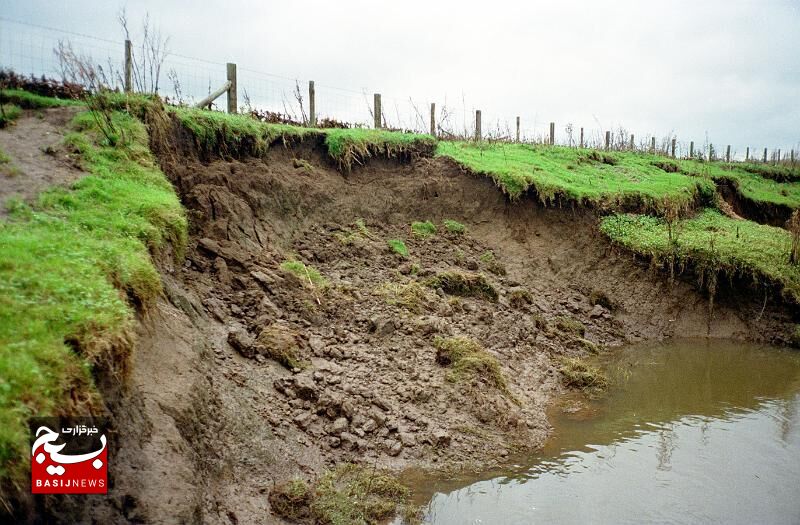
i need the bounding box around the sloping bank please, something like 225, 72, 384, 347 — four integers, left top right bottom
0, 92, 186, 514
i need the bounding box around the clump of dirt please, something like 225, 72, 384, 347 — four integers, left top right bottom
581, 150, 618, 166
425, 271, 499, 301
652, 160, 680, 173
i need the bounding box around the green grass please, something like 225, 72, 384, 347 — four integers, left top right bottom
324, 128, 436, 170
0, 147, 10, 164
0, 107, 186, 488
280, 260, 327, 287
0, 104, 22, 127
694, 162, 800, 209
173, 106, 436, 169
436, 142, 715, 214
387, 239, 409, 257
600, 209, 800, 302
411, 220, 436, 237
443, 219, 466, 234
0, 88, 82, 109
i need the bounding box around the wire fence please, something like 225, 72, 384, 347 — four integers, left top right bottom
1, 16, 797, 164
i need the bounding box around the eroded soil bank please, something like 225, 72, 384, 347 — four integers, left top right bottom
87, 128, 795, 524
6, 107, 790, 523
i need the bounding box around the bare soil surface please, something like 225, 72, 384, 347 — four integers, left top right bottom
0, 107, 83, 215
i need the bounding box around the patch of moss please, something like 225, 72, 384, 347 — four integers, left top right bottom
411, 220, 436, 238
558, 357, 609, 391
387, 239, 409, 257
425, 271, 498, 302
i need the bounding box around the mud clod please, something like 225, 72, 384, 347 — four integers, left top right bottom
425, 271, 499, 302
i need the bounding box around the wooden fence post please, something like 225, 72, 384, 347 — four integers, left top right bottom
124, 39, 132, 93
430, 103, 435, 136
689, 141, 694, 158
374, 94, 382, 129
777, 149, 781, 164
308, 81, 316, 126
226, 63, 237, 114
475, 110, 482, 141
746, 146, 749, 161
650, 136, 655, 153
549, 122, 555, 145
671, 138, 676, 158
579, 127, 584, 148
726, 145, 731, 163
763, 147, 768, 163
629, 134, 634, 150
605, 131, 611, 150
516, 116, 520, 142
792, 150, 795, 164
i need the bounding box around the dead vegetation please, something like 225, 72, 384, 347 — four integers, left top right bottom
424, 271, 498, 302
434, 336, 511, 396
269, 464, 417, 525
377, 280, 435, 314
558, 357, 609, 391
255, 323, 309, 370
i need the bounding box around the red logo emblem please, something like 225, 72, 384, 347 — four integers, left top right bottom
31, 424, 108, 494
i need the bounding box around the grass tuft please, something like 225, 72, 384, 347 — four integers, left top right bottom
377, 280, 432, 314
434, 336, 511, 394
387, 239, 409, 257
555, 316, 586, 337
270, 464, 416, 525
411, 220, 436, 238
558, 357, 609, 391
0, 104, 22, 127
443, 219, 466, 234
280, 260, 327, 287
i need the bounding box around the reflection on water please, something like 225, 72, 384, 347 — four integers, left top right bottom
411, 339, 800, 525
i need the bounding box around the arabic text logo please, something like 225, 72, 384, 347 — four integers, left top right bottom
30, 420, 108, 494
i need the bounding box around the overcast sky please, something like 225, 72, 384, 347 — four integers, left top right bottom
2, 0, 799, 156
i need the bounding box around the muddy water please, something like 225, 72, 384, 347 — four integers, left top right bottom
408, 339, 800, 524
